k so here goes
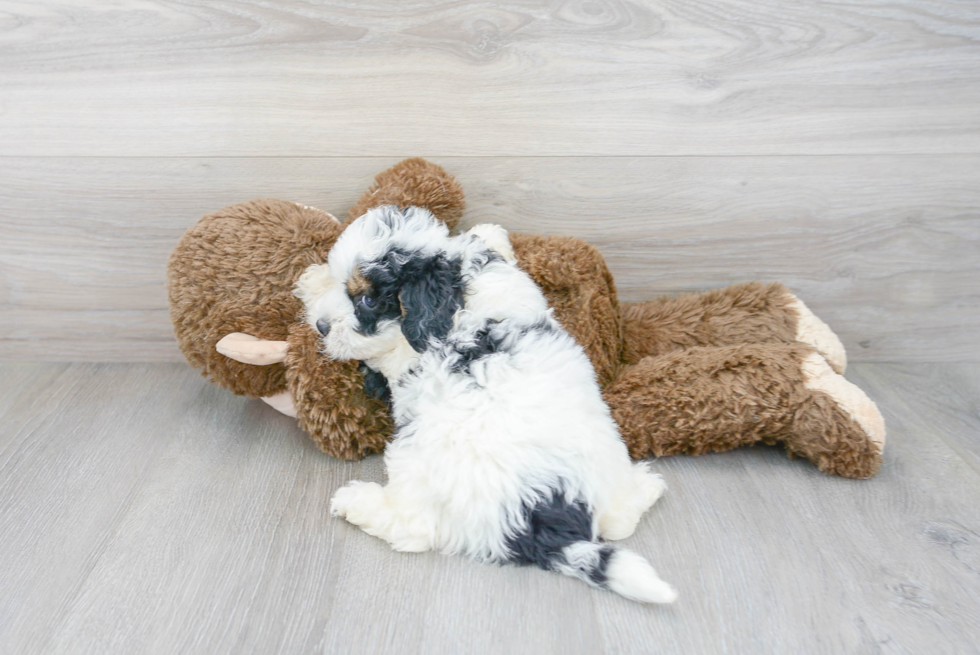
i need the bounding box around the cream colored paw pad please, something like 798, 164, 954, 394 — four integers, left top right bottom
801, 353, 885, 453
789, 296, 848, 374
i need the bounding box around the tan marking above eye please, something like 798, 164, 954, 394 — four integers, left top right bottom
346, 270, 373, 297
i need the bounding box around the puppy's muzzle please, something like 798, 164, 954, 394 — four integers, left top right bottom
315, 318, 331, 338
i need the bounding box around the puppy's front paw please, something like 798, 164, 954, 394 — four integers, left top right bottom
330, 481, 385, 523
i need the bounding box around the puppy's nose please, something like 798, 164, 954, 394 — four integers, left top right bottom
315, 318, 331, 337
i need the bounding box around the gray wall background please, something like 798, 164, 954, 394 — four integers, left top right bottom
1, 1, 978, 362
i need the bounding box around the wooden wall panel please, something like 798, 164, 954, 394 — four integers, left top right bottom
1, 0, 978, 156
1, 156, 976, 362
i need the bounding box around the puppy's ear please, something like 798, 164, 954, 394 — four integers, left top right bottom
399, 255, 464, 352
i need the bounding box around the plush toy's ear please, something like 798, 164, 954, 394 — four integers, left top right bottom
348, 158, 465, 230
466, 223, 517, 264
398, 255, 465, 353
260, 390, 298, 417
216, 332, 290, 365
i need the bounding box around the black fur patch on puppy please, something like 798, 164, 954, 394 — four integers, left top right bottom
466, 248, 505, 271
505, 488, 612, 584
398, 255, 465, 353
351, 260, 404, 337
359, 362, 392, 408
362, 247, 465, 353
449, 320, 503, 374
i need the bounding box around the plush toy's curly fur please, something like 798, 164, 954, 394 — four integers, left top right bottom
168, 199, 342, 398
167, 158, 885, 479
285, 324, 393, 460
347, 158, 466, 231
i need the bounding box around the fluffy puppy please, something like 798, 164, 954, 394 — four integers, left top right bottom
295, 206, 676, 604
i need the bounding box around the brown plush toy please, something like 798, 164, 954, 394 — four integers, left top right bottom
168, 159, 885, 479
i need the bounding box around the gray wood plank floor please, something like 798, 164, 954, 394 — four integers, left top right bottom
1, 362, 978, 654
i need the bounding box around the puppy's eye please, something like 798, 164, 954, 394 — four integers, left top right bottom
358, 294, 377, 310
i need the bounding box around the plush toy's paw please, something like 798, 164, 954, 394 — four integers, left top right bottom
789, 296, 847, 374
801, 352, 885, 454
330, 481, 385, 523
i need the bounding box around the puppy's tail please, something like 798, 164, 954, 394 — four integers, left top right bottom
557, 541, 677, 604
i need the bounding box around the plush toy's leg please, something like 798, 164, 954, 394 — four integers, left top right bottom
599, 462, 667, 541
330, 481, 437, 552
604, 343, 884, 478
799, 352, 885, 454
788, 296, 847, 374
285, 323, 394, 461
621, 282, 847, 374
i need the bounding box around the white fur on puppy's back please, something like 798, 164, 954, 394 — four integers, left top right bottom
307, 208, 678, 603
605, 549, 678, 604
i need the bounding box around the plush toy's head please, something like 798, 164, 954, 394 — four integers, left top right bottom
167, 159, 467, 459
167, 199, 344, 399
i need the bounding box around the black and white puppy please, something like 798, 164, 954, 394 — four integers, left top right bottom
295, 206, 676, 603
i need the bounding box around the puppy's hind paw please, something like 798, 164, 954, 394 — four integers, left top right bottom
635, 465, 667, 508
330, 481, 385, 521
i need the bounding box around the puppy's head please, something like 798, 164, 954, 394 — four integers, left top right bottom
295, 205, 465, 362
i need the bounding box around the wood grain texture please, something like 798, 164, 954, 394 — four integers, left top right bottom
1, 362, 978, 654
1, 156, 977, 362
849, 362, 980, 475
1, 0, 979, 156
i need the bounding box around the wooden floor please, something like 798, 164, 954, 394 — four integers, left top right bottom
0, 361, 978, 654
